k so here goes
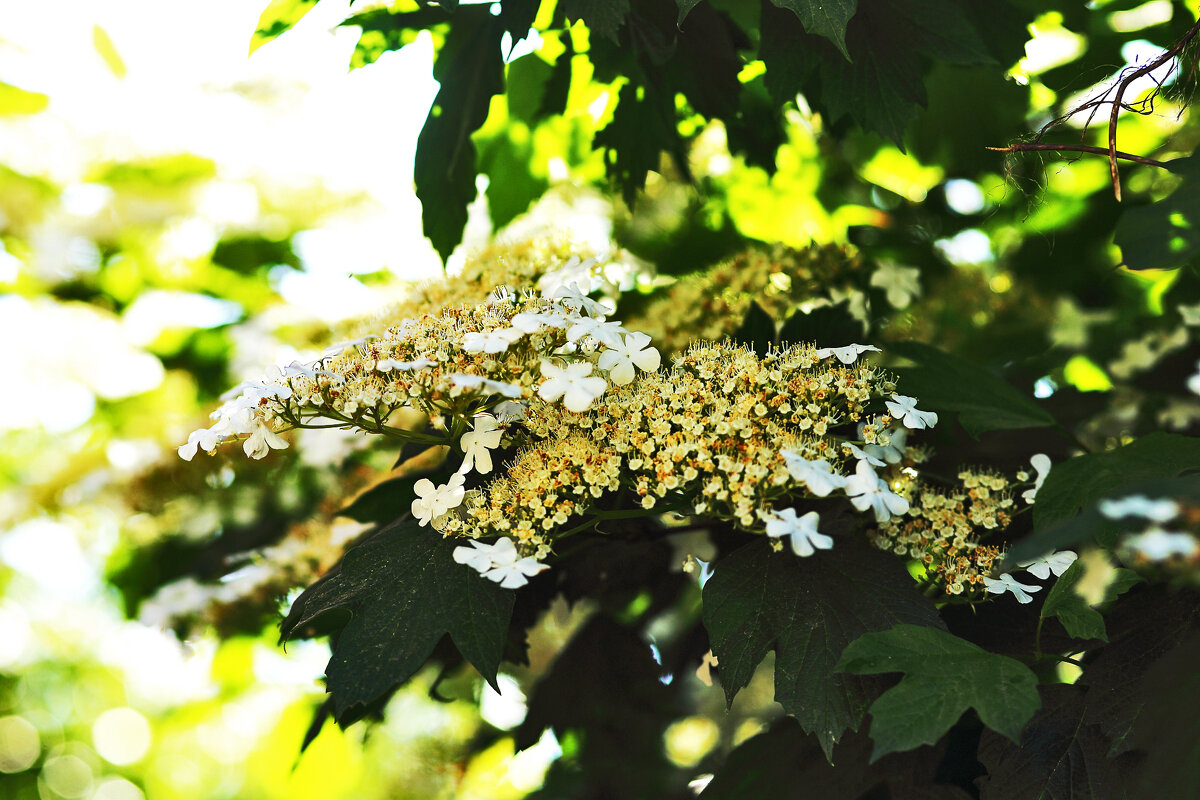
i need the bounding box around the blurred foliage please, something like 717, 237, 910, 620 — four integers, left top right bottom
3, 0, 1200, 798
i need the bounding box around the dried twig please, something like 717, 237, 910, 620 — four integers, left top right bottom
1106, 17, 1200, 200
986, 143, 1168, 168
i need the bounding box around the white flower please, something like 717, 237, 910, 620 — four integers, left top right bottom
845, 442, 886, 468
1021, 454, 1052, 504
870, 261, 922, 308
494, 400, 528, 423
323, 335, 377, 357
448, 373, 523, 399
1098, 495, 1180, 523
566, 316, 624, 348
779, 450, 847, 497
1179, 303, 1200, 326
1124, 528, 1199, 560
511, 311, 567, 333
1018, 550, 1078, 580
765, 508, 833, 557
481, 537, 549, 588
538, 360, 607, 412
597, 332, 661, 385
411, 472, 466, 527
983, 572, 1042, 604
178, 427, 221, 461
844, 460, 909, 522
885, 394, 938, 430
459, 413, 504, 475
860, 425, 908, 465
463, 328, 523, 354
546, 281, 610, 316
243, 421, 288, 460
452, 539, 497, 572
1188, 361, 1200, 396
376, 357, 434, 372
815, 343, 881, 364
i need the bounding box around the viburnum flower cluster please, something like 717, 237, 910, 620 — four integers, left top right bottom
441, 340, 935, 573
177, 284, 660, 463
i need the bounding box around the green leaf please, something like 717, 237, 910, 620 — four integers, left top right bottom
1114, 156, 1200, 270
700, 717, 965, 799
838, 624, 1040, 760
336, 475, 422, 526
560, 0, 630, 43
702, 536, 945, 757
770, 0, 858, 60
497, 0, 540, 56
250, 0, 318, 54
778, 301, 865, 348
731, 301, 775, 356
1032, 434, 1200, 530
976, 684, 1140, 800
514, 615, 679, 798
888, 341, 1056, 438
414, 10, 505, 262
478, 126, 548, 230
1128, 632, 1200, 798
1040, 561, 1142, 642
675, 0, 705, 25
280, 518, 515, 723
593, 80, 684, 206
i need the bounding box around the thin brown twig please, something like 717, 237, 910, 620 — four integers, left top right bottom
986, 143, 1168, 168
1107, 17, 1200, 200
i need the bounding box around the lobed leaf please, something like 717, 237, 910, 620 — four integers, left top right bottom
702, 536, 944, 757
838, 624, 1040, 761
280, 518, 514, 724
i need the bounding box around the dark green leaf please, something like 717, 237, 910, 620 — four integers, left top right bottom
769, 0, 857, 60
838, 624, 1040, 760
759, 3, 819, 107
593, 80, 685, 206
414, 10, 505, 262
1039, 560, 1141, 642
667, 1, 746, 121
676, 0, 705, 25
336, 475, 421, 526
478, 126, 548, 230
731, 301, 775, 356
560, 0, 630, 43
1128, 631, 1200, 798
889, 341, 1057, 438
976, 684, 1139, 800
702, 536, 945, 757
497, 0, 540, 56
1077, 587, 1200, 756
1114, 155, 1200, 270
778, 301, 865, 348
280, 518, 515, 723
506, 53, 556, 126
515, 615, 680, 798
700, 717, 969, 799
1032, 434, 1200, 530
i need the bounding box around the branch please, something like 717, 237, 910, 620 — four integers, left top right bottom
1107, 17, 1200, 200
986, 143, 1169, 169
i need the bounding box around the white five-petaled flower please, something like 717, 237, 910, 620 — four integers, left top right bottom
597, 332, 661, 386
243, 421, 289, 460
845, 442, 886, 468
547, 281, 610, 316
870, 261, 922, 309
178, 428, 221, 461
860, 424, 908, 465
538, 360, 607, 412
323, 335, 377, 357
885, 394, 939, 430
816, 343, 881, 365
459, 413, 504, 475
844, 460, 909, 522
983, 572, 1042, 604
511, 311, 568, 333
780, 450, 847, 497
1098, 495, 1180, 523
1124, 528, 1200, 561
765, 508, 833, 557
566, 316, 625, 348
453, 537, 548, 588
411, 472, 466, 527
463, 328, 524, 354
1018, 550, 1078, 580
376, 357, 434, 372
1021, 454, 1052, 504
